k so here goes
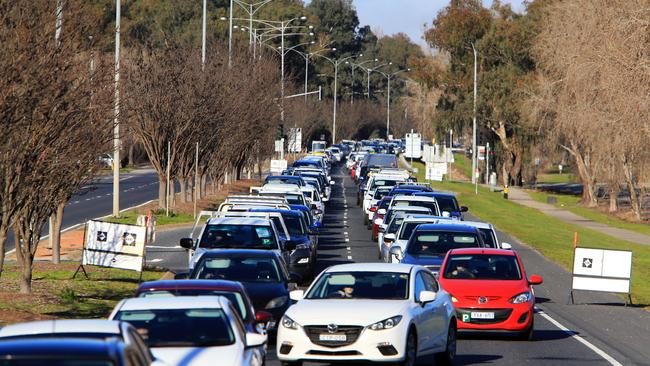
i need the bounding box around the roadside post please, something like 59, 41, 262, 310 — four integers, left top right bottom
503, 185, 509, 199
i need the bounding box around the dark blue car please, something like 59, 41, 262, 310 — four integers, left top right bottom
0, 338, 137, 365
393, 223, 486, 275
264, 175, 305, 187
249, 208, 317, 279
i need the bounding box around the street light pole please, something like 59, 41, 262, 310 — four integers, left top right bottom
201, 0, 207, 68
333, 62, 338, 144
387, 75, 391, 137
228, 0, 234, 68
112, 0, 121, 218
471, 42, 478, 192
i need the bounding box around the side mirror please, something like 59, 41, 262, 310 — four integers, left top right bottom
529, 275, 543, 285
314, 221, 322, 228
174, 272, 189, 280
330, 180, 335, 186
384, 233, 396, 243
378, 208, 387, 215
378, 225, 386, 233
370, 206, 377, 212
389, 246, 403, 261
180, 238, 194, 250
313, 209, 323, 215
460, 206, 469, 212
245, 332, 267, 348
419, 290, 436, 304
442, 211, 451, 217
501, 242, 513, 250
290, 289, 305, 301
255, 310, 273, 324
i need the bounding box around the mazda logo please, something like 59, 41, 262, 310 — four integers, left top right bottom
478, 296, 488, 304
327, 324, 338, 333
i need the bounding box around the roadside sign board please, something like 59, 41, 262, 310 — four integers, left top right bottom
288, 128, 302, 153
274, 140, 283, 153
405, 132, 422, 159
570, 247, 632, 303
81, 220, 150, 272
270, 159, 288, 175
425, 162, 447, 181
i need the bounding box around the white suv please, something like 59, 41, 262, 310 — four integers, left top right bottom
277, 263, 457, 366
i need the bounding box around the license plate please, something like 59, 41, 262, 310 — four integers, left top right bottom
319, 333, 347, 342
471, 312, 495, 319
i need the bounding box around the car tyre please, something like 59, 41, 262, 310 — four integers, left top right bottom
434, 322, 457, 365
364, 215, 369, 226
281, 362, 302, 366
400, 329, 417, 366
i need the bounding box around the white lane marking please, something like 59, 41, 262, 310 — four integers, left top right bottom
344, 232, 349, 236
345, 238, 350, 242
85, 198, 91, 201
149, 258, 163, 263
120, 176, 135, 182
147, 245, 182, 249
72, 201, 79, 204
344, 205, 348, 208
347, 255, 352, 260
537, 309, 622, 366
347, 247, 351, 250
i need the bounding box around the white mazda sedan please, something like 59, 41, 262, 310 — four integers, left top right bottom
277, 263, 457, 366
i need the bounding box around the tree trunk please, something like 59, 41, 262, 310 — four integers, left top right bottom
14, 226, 33, 295
169, 180, 176, 208
609, 184, 619, 213
622, 158, 642, 221
201, 174, 207, 198
158, 176, 167, 209
128, 143, 135, 167
51, 202, 65, 264
568, 147, 598, 207
179, 179, 187, 204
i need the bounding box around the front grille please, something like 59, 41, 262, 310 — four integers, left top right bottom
456, 308, 513, 324
307, 350, 361, 356
464, 296, 502, 302
303, 325, 364, 348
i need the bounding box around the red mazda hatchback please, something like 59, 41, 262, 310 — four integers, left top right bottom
438, 248, 543, 340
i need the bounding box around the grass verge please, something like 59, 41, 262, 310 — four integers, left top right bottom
105, 209, 196, 226
452, 153, 473, 179
527, 191, 650, 237
410, 161, 650, 308
536, 173, 577, 184
0, 262, 165, 325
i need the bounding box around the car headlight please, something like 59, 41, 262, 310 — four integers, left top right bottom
369, 315, 402, 331
297, 257, 309, 264
451, 295, 458, 303
265, 296, 289, 309
509, 291, 532, 304
281, 315, 299, 329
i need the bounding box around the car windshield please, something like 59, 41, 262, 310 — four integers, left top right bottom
371, 179, 400, 189
479, 228, 497, 248
138, 290, 248, 320
199, 224, 277, 250
266, 177, 300, 186
306, 271, 409, 300
114, 308, 235, 347
386, 209, 431, 225
284, 216, 305, 236
435, 196, 459, 213
443, 254, 522, 280
408, 231, 481, 256
394, 201, 439, 215
374, 188, 392, 200
367, 155, 397, 167
387, 217, 405, 233
193, 257, 282, 283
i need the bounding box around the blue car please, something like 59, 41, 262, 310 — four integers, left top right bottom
391, 223, 487, 275
249, 208, 318, 280
0, 338, 138, 365
264, 175, 305, 187
414, 191, 468, 219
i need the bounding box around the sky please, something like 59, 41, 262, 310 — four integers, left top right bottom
352, 0, 526, 49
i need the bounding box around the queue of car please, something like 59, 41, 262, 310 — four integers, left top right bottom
0, 140, 544, 366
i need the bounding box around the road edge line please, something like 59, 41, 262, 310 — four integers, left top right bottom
537, 308, 622, 366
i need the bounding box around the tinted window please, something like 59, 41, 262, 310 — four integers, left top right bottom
193, 257, 282, 283
435, 196, 459, 213
371, 180, 399, 189
0, 361, 115, 366
139, 290, 248, 320
306, 272, 409, 300
374, 188, 392, 200
266, 177, 301, 186
408, 231, 481, 256
394, 201, 439, 215
284, 216, 305, 236
387, 217, 406, 234
199, 224, 277, 249
399, 222, 423, 240
479, 228, 497, 248
115, 309, 234, 347
443, 254, 522, 280
367, 155, 397, 167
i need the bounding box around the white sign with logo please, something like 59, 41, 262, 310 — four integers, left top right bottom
270, 159, 288, 175
288, 128, 302, 153
425, 162, 447, 181
571, 247, 632, 302
82, 220, 151, 272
